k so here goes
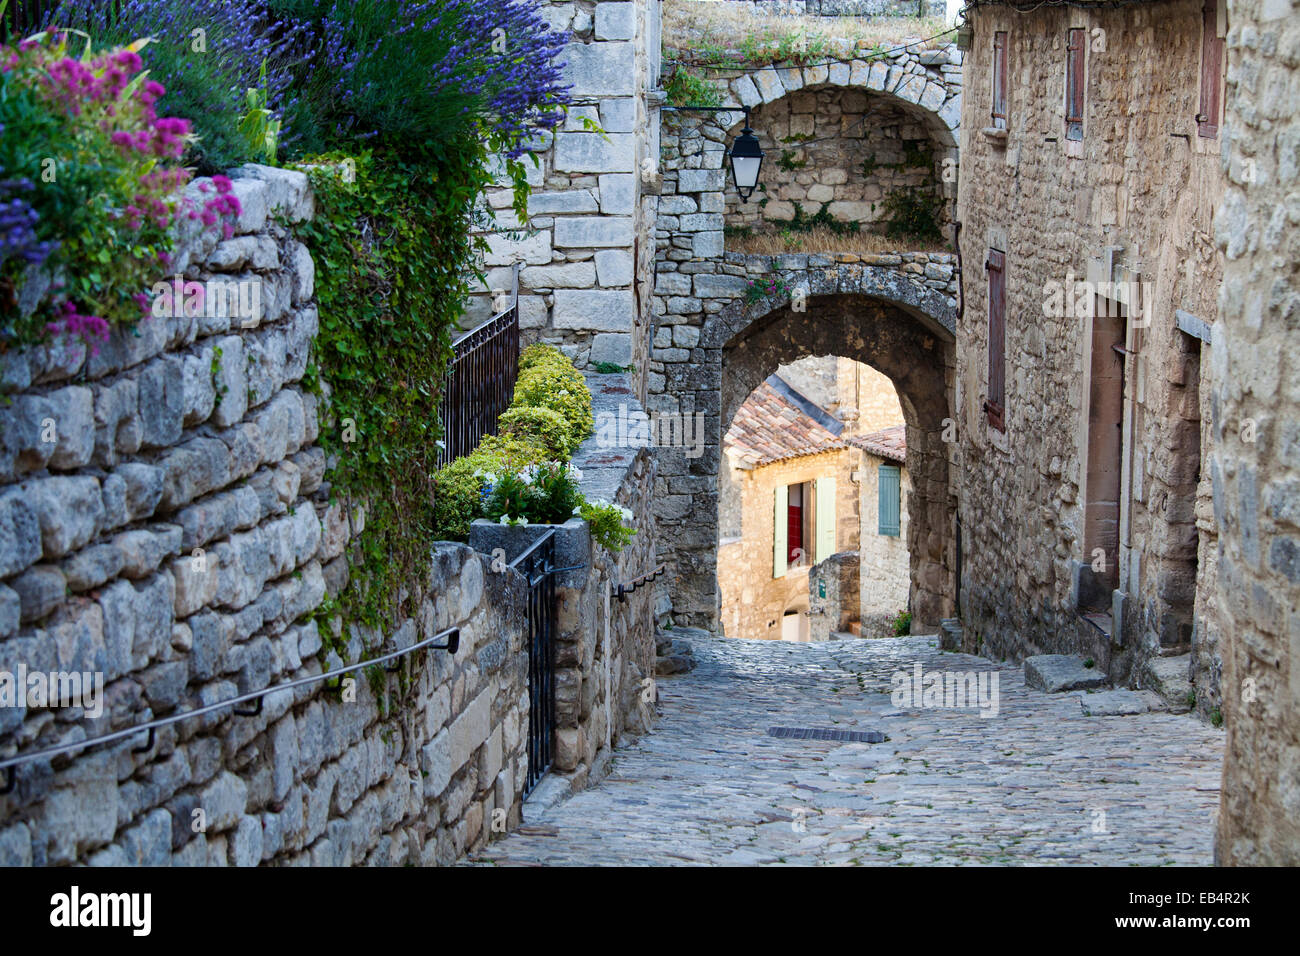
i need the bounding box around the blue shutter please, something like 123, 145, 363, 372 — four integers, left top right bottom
878, 465, 901, 537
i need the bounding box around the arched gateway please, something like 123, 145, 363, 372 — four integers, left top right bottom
651, 260, 958, 633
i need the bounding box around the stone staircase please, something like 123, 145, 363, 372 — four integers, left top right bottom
1141, 653, 1195, 714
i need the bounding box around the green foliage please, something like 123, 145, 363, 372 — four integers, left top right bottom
518, 342, 573, 373
724, 224, 754, 241
777, 149, 807, 172
664, 65, 720, 107
430, 435, 549, 541
880, 187, 945, 245
892, 610, 912, 636
788, 202, 860, 237
512, 360, 594, 449
483, 461, 582, 526
498, 405, 576, 459
592, 361, 629, 374
578, 499, 637, 552
744, 274, 792, 305
296, 145, 492, 641
236, 60, 281, 166
1210, 706, 1223, 728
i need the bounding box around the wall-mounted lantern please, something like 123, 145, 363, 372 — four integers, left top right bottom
727, 112, 765, 203
663, 103, 765, 201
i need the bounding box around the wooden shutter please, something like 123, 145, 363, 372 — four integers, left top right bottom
773, 484, 788, 578
878, 465, 901, 537
1066, 28, 1085, 141
985, 249, 1006, 431
815, 476, 837, 563
992, 31, 1008, 129
1198, 1, 1223, 138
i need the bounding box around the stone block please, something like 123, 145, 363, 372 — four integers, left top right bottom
553, 216, 634, 248
598, 174, 636, 214
595, 249, 633, 286
595, 2, 636, 40
564, 42, 636, 96
1023, 655, 1107, 693
590, 333, 632, 366
553, 290, 634, 331
555, 132, 635, 173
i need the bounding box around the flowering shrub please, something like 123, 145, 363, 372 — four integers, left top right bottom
42, 0, 309, 173
578, 499, 637, 552
744, 274, 793, 305
0, 33, 239, 346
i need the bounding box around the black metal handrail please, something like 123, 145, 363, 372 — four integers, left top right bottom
438, 263, 520, 468
0, 626, 460, 795
615, 562, 666, 602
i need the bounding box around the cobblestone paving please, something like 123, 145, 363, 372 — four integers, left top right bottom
469, 635, 1225, 865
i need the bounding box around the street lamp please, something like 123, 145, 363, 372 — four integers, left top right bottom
727, 112, 764, 203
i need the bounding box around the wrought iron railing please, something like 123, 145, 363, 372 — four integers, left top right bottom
438, 264, 520, 468
0, 627, 460, 795
511, 531, 556, 798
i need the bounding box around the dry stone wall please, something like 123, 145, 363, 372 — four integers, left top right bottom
1211, 0, 1300, 866
0, 165, 634, 867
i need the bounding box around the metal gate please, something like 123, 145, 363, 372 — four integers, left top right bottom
512, 531, 556, 798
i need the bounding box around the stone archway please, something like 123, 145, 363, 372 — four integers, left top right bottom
653, 262, 957, 635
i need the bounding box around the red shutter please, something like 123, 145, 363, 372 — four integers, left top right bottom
992, 31, 1008, 129
985, 250, 1006, 431
1066, 28, 1085, 141
1198, 1, 1223, 138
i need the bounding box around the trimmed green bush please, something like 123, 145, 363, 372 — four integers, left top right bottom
498, 405, 575, 459
518, 342, 574, 373
512, 361, 594, 449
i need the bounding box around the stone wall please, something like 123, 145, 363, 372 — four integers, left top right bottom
776, 356, 903, 434
808, 550, 859, 641
1211, 0, 1300, 865
725, 85, 947, 236
0, 166, 544, 866
691, 1, 946, 18
467, 0, 661, 398
954, 0, 1224, 704
856, 448, 910, 635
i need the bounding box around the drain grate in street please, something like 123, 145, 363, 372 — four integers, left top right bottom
767, 726, 885, 743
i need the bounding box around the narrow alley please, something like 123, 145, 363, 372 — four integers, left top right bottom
472, 634, 1223, 866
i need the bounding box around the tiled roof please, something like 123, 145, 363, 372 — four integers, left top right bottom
724, 375, 847, 467
849, 424, 906, 464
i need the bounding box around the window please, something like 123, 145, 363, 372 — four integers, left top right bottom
1065, 28, 1086, 141
1198, 0, 1224, 138
878, 465, 901, 536
985, 249, 1006, 431
992, 31, 1008, 129
773, 477, 838, 577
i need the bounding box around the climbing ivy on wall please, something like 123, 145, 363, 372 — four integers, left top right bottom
296, 145, 529, 667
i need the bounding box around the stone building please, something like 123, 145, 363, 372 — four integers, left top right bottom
850, 424, 911, 634
953, 0, 1225, 709
718, 374, 858, 640
1210, 0, 1300, 865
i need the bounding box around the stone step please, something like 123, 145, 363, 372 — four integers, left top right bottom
1076, 689, 1167, 716
1142, 653, 1194, 713
1024, 654, 1108, 693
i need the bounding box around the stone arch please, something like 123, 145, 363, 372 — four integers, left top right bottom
655, 265, 957, 636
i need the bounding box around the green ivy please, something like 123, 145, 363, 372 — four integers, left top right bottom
294, 141, 520, 662
664, 65, 720, 108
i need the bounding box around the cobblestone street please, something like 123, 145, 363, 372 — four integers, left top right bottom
472, 634, 1225, 866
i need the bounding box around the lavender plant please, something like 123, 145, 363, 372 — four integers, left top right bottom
0, 172, 56, 269
275, 0, 570, 160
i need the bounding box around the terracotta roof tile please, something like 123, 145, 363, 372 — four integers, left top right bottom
849, 424, 907, 464
724, 376, 846, 467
